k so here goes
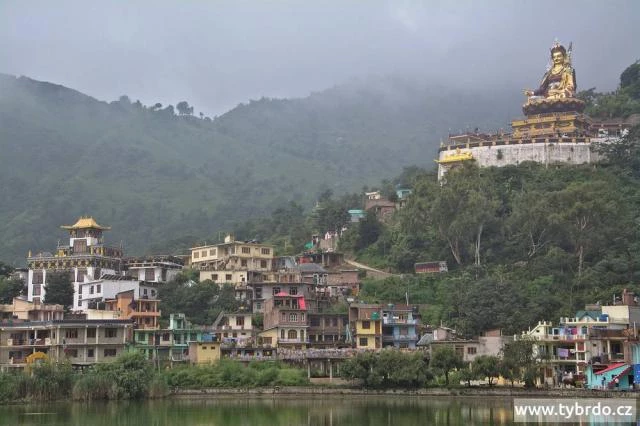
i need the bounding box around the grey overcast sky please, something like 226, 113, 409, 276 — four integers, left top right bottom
1, 1, 639, 116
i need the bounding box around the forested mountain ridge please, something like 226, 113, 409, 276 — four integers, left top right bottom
0, 73, 517, 264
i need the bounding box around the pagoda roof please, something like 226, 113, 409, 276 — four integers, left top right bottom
61, 216, 111, 231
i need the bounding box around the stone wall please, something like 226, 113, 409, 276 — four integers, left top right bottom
438, 142, 599, 179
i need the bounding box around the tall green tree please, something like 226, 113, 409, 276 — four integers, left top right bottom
0, 277, 24, 304
430, 345, 464, 386
471, 355, 500, 386
43, 271, 74, 308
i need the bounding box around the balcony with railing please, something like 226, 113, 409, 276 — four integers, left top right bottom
382, 334, 418, 342
383, 318, 418, 325
278, 338, 309, 345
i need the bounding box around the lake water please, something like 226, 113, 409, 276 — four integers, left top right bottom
0, 395, 606, 425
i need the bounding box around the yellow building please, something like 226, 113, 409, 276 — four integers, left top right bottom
188, 341, 221, 364
257, 328, 279, 348
349, 304, 382, 349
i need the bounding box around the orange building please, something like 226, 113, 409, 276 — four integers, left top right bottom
103, 290, 160, 330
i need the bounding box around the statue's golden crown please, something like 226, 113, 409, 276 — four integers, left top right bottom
550, 40, 567, 56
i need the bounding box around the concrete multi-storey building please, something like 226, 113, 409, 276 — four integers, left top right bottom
260, 292, 309, 349
123, 255, 183, 283
348, 304, 382, 349
77, 275, 160, 312
0, 317, 132, 370
521, 289, 640, 388
308, 313, 349, 348
420, 328, 511, 363
381, 304, 419, 349
0, 298, 64, 322
134, 313, 206, 365
190, 234, 274, 284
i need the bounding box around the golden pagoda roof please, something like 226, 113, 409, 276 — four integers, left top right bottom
61, 216, 111, 231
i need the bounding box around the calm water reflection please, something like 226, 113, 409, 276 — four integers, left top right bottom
0, 395, 580, 425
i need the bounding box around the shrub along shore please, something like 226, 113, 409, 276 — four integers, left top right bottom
0, 352, 307, 403
1, 351, 635, 404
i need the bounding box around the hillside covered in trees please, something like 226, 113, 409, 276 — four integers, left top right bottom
0, 73, 518, 264
235, 61, 640, 337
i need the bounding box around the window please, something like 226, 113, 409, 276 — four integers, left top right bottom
362, 321, 371, 329
359, 337, 368, 347
280, 330, 285, 339
87, 328, 96, 338
32, 270, 44, 284
143, 288, 148, 295
162, 333, 170, 341
289, 287, 297, 295
105, 328, 118, 338
241, 259, 248, 267
467, 347, 477, 355
90, 286, 94, 294
242, 247, 251, 254
236, 316, 245, 327
33, 284, 41, 296
288, 330, 298, 339
104, 348, 117, 357
273, 287, 280, 295
256, 302, 262, 310
281, 312, 287, 321
212, 274, 218, 281
263, 337, 272, 345
261, 248, 270, 255
65, 329, 78, 339
77, 268, 87, 282
209, 249, 216, 256
87, 349, 94, 358
201, 250, 207, 257
73, 239, 87, 254
145, 269, 155, 281
96, 284, 101, 293
310, 317, 320, 326
289, 313, 298, 322
260, 260, 267, 268
193, 252, 200, 259
225, 274, 232, 281
254, 287, 262, 298
65, 349, 78, 357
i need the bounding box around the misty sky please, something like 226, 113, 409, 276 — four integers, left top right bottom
1, 1, 639, 116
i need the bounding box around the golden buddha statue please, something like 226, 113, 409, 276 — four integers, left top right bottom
522, 40, 584, 115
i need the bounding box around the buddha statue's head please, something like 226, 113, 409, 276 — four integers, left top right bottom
550, 44, 567, 67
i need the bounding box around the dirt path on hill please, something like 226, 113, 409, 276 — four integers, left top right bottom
344, 259, 397, 279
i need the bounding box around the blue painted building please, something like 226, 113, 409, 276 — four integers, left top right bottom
381, 305, 419, 349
